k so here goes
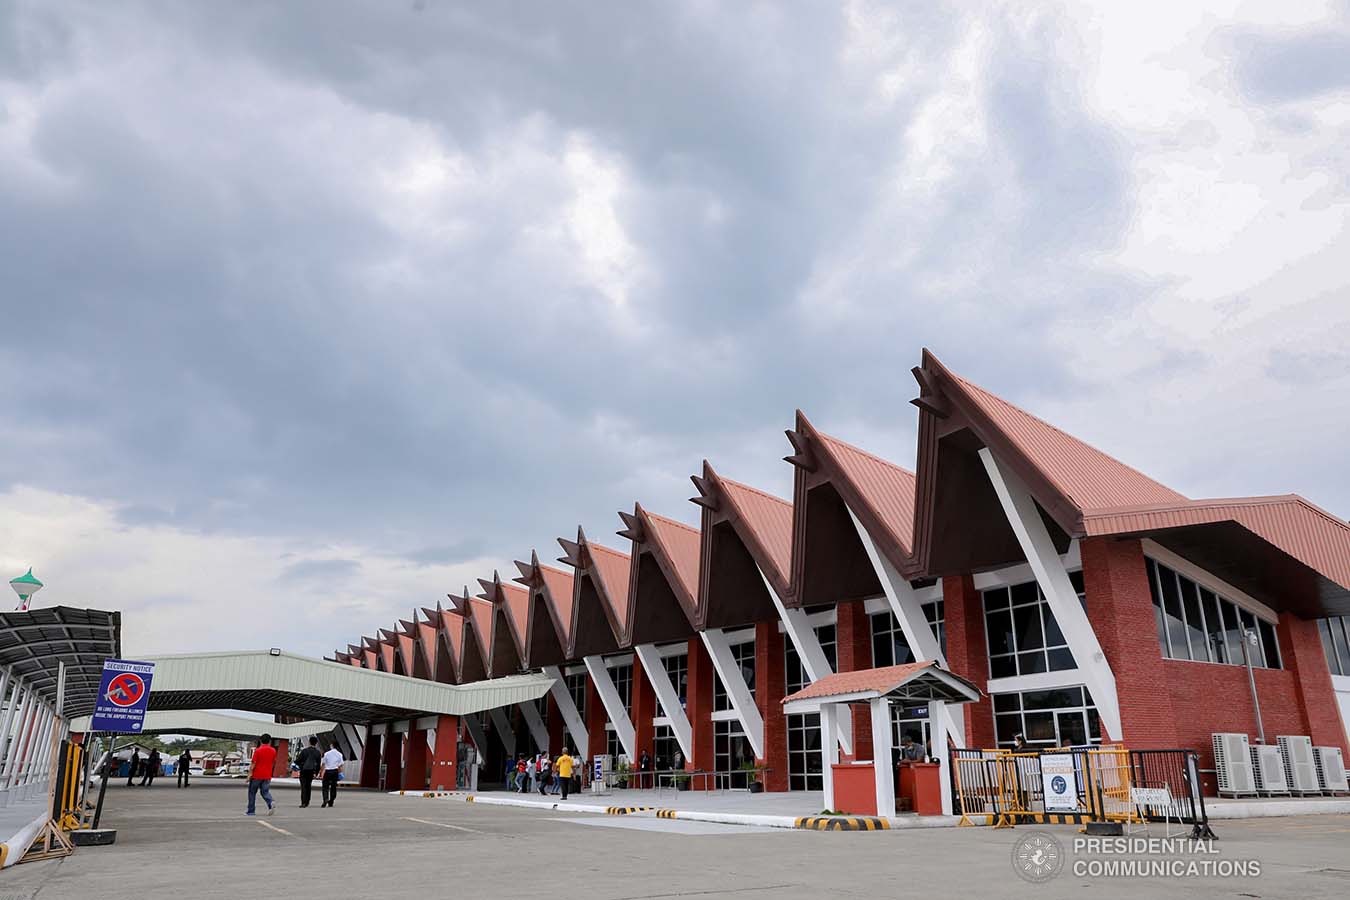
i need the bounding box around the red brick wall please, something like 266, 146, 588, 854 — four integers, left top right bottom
755, 620, 789, 791
943, 574, 996, 748
836, 599, 873, 760
430, 715, 459, 791
359, 729, 381, 788
686, 637, 715, 789
1277, 612, 1350, 756
381, 730, 403, 789
1080, 537, 1179, 747
402, 728, 429, 791
585, 677, 607, 760
631, 653, 657, 780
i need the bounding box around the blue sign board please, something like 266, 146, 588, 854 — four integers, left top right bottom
89, 659, 155, 733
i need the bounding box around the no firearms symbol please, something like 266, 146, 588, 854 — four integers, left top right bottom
106, 671, 146, 707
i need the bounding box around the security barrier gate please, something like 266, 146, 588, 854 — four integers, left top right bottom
951, 745, 1214, 838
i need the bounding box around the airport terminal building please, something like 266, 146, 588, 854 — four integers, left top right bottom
334, 349, 1350, 798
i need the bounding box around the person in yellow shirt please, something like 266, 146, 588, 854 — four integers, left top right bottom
554, 747, 574, 800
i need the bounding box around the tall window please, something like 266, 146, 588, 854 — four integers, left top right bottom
662, 650, 688, 708
993, 687, 1101, 749
605, 727, 624, 761
566, 670, 587, 722
1147, 558, 1281, 669
713, 638, 755, 711
714, 719, 753, 788
871, 601, 946, 667
1320, 616, 1350, 677
610, 662, 633, 710
982, 574, 1084, 679
785, 623, 837, 791
652, 723, 680, 771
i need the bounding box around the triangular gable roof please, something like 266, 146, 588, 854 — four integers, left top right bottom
476, 573, 525, 677
446, 588, 487, 683
414, 617, 442, 680
512, 551, 573, 668
478, 572, 532, 662
616, 503, 700, 645
690, 460, 792, 629
377, 640, 397, 675
380, 629, 409, 676
422, 602, 466, 683
782, 661, 981, 709
557, 527, 627, 657
785, 409, 916, 607
464, 595, 500, 677
397, 620, 428, 679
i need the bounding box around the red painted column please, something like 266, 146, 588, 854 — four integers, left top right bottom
755, 620, 789, 791
631, 654, 657, 786
547, 693, 565, 757
943, 574, 995, 748
1278, 612, 1350, 755
360, 729, 382, 788
272, 739, 290, 778
381, 730, 403, 790
836, 599, 873, 760
686, 637, 715, 790
402, 727, 429, 791
430, 715, 459, 791
1080, 537, 1179, 747
585, 677, 607, 760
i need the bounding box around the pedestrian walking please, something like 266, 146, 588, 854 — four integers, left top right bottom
140, 749, 161, 787
538, 755, 551, 795
127, 748, 140, 787
555, 746, 574, 800
295, 736, 323, 808
245, 734, 278, 816
505, 757, 517, 790
515, 755, 528, 792
639, 749, 651, 790
320, 740, 344, 808
177, 748, 193, 788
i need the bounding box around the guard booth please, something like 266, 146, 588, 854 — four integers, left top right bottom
781, 661, 982, 819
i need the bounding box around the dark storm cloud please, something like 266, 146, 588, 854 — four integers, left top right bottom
1230, 23, 1350, 104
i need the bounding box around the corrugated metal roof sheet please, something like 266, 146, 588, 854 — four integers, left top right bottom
1084, 494, 1350, 590
466, 597, 495, 664
644, 511, 701, 601
719, 477, 793, 588
439, 608, 466, 673
396, 632, 418, 676
501, 581, 532, 655
587, 540, 632, 626
540, 564, 575, 642
377, 641, 396, 673
816, 429, 917, 555
953, 373, 1187, 513
416, 620, 439, 673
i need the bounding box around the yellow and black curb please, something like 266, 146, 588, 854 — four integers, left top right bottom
419, 791, 455, 798
605, 806, 653, 815
795, 816, 890, 831
655, 809, 678, 819
981, 812, 1092, 826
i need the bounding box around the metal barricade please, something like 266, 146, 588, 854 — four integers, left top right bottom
1129, 748, 1215, 839
1081, 746, 1139, 823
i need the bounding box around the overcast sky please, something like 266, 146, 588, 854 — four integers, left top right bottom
2, 1, 1348, 659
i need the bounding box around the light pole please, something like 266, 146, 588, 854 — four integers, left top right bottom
1239, 627, 1266, 744
9, 569, 43, 612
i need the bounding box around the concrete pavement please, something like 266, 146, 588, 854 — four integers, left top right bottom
3, 778, 1348, 899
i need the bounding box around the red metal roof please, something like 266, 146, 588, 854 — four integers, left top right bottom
415, 619, 439, 675
439, 607, 466, 675
377, 641, 396, 674
1083, 494, 1350, 589
781, 661, 934, 702
500, 581, 531, 654
815, 428, 917, 556
950, 371, 1187, 514
466, 597, 495, 664
717, 476, 793, 589
643, 510, 701, 601
587, 539, 632, 628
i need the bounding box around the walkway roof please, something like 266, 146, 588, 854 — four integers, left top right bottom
71, 710, 337, 741
0, 606, 120, 717
782, 661, 981, 713
140, 649, 552, 725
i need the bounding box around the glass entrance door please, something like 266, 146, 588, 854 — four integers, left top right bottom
1055, 711, 1088, 748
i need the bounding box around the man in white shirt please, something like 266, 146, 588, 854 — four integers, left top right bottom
319, 741, 345, 808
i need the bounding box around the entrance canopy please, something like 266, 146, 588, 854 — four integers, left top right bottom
0, 606, 120, 718
782, 661, 981, 714
137, 650, 553, 725
71, 710, 336, 741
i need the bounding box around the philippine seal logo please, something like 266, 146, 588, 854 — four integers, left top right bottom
1012, 831, 1064, 883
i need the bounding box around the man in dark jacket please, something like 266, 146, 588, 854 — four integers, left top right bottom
140, 749, 161, 786
295, 736, 323, 808
177, 748, 193, 787
127, 748, 140, 786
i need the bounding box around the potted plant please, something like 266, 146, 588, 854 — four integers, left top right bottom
740, 761, 764, 793
674, 772, 691, 791
615, 761, 631, 789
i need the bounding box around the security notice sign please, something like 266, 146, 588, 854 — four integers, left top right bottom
89, 659, 155, 733
1040, 753, 1079, 812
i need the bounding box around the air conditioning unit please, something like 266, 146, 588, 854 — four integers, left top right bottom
1250, 744, 1289, 795
1313, 747, 1349, 795
1276, 735, 1320, 795
1213, 733, 1257, 797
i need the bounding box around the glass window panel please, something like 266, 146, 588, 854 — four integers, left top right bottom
1151, 573, 1170, 657
1179, 577, 1208, 661
1023, 688, 1082, 710
990, 655, 1017, 679
871, 616, 892, 669
1329, 618, 1350, 678
1057, 711, 1088, 747
1018, 651, 1048, 674
984, 587, 1010, 610
1069, 570, 1085, 596
1258, 620, 1281, 669
1087, 707, 1102, 741
1023, 712, 1056, 744
1014, 604, 1044, 650
986, 610, 1014, 656
1200, 589, 1228, 664
1010, 581, 1039, 606
1158, 566, 1189, 660
1047, 648, 1077, 672
996, 714, 1023, 745
1221, 602, 1243, 670
993, 693, 1021, 713
1042, 605, 1066, 648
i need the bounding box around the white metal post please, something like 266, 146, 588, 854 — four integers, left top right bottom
979, 447, 1122, 740
542, 666, 589, 754
583, 656, 636, 760
699, 629, 765, 758
763, 571, 853, 755
488, 707, 517, 758
0, 677, 25, 776
820, 704, 838, 811
2, 693, 38, 805
929, 700, 952, 816
870, 697, 896, 818
633, 644, 693, 761
518, 701, 549, 754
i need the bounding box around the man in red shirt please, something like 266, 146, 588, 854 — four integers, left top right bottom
246, 733, 278, 816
